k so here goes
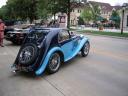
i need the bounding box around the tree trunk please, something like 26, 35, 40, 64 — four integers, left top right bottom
67, 0, 70, 29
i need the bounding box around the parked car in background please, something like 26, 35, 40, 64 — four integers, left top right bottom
11, 28, 90, 76
4, 20, 15, 35
5, 28, 30, 44
4, 27, 14, 35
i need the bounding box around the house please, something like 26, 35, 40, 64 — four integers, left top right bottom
89, 1, 113, 20
120, 8, 128, 31
56, 1, 122, 27
112, 6, 122, 11
70, 2, 85, 25
69, 1, 119, 26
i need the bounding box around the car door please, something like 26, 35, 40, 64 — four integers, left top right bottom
58, 30, 74, 61
70, 32, 80, 52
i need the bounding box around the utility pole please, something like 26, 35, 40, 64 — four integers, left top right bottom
121, 3, 128, 34
121, 9, 124, 34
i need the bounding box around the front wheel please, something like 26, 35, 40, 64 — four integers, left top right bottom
81, 42, 90, 57
46, 53, 61, 74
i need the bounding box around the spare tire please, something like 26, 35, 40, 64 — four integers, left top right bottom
18, 43, 38, 66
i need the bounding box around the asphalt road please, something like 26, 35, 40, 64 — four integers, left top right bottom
0, 35, 128, 96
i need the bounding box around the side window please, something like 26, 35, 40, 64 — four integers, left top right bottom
58, 30, 70, 42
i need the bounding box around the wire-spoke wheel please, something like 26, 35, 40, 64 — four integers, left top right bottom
18, 43, 38, 66
81, 42, 90, 57
47, 53, 61, 74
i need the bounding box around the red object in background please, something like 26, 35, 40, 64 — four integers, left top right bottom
58, 16, 66, 23
0, 22, 5, 46
0, 23, 5, 39
0, 32, 4, 39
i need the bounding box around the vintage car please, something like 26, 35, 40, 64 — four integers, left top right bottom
11, 28, 90, 75
5, 28, 30, 44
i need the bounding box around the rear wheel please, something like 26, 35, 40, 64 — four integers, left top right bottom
81, 42, 90, 57
47, 53, 61, 74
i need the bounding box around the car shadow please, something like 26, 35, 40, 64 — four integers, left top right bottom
9, 53, 90, 80
5, 42, 21, 47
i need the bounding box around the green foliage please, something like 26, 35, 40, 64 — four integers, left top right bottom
80, 3, 100, 23
0, 0, 37, 22
0, 0, 79, 27
91, 4, 101, 22
78, 17, 84, 25
37, 0, 50, 19
110, 10, 120, 28
81, 6, 93, 23
0, 5, 10, 20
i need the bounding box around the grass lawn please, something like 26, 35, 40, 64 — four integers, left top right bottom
77, 30, 128, 38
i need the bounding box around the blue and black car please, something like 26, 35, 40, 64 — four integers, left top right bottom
12, 28, 90, 75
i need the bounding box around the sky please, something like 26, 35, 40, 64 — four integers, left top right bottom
0, 0, 128, 8
88, 0, 128, 6
0, 0, 7, 8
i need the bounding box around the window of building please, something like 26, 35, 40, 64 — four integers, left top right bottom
77, 9, 81, 13
79, 10, 81, 13
71, 20, 74, 25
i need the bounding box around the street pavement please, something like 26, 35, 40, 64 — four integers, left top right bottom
0, 35, 128, 96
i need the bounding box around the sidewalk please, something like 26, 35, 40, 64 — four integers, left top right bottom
71, 26, 128, 33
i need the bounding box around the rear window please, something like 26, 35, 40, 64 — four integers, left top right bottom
28, 29, 49, 39
35, 30, 49, 38
58, 30, 70, 42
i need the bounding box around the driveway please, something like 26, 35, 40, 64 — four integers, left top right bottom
0, 35, 128, 96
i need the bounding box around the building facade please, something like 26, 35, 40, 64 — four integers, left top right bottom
70, 7, 83, 25
69, 1, 121, 26
120, 9, 128, 31
70, 3, 84, 26
89, 1, 113, 20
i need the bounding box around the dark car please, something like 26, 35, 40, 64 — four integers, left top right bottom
11, 28, 90, 76
5, 28, 29, 44
4, 27, 14, 35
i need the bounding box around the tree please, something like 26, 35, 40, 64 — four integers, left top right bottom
37, 0, 79, 28
80, 2, 101, 24
0, 0, 83, 28
81, 6, 93, 24
37, 0, 51, 19
2, 0, 38, 23
91, 3, 101, 22
78, 17, 84, 25
110, 10, 120, 28
0, 5, 10, 20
